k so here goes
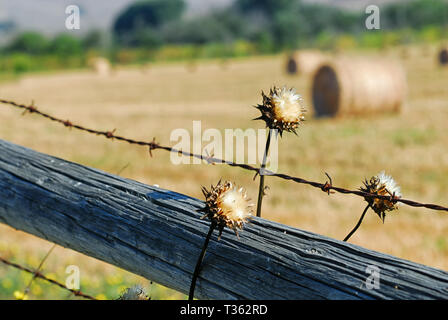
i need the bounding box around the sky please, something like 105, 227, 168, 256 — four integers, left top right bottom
0, 0, 232, 35
0, 0, 403, 36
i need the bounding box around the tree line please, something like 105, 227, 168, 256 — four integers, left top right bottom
112, 0, 448, 50
0, 0, 447, 74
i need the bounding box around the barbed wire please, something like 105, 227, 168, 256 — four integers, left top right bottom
0, 255, 96, 300
1, 98, 447, 213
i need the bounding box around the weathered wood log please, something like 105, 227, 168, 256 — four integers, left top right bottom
0, 139, 447, 300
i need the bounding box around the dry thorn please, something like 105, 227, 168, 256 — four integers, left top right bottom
321, 172, 335, 195
252, 171, 259, 181
63, 120, 73, 129
22, 101, 37, 116
203, 149, 216, 165
148, 137, 158, 157
263, 185, 270, 196
105, 129, 116, 139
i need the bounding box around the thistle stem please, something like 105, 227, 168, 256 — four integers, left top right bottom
343, 204, 370, 242
256, 129, 273, 218
189, 221, 216, 300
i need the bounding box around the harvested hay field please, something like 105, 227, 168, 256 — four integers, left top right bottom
0, 49, 448, 298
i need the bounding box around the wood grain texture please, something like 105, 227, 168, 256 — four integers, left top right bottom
0, 139, 447, 300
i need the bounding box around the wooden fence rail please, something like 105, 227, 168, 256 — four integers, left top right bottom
0, 139, 447, 299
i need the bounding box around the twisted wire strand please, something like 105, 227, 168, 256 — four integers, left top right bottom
1, 99, 447, 212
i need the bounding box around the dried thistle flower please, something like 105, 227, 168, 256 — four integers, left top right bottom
253, 86, 305, 217
344, 171, 401, 242
118, 285, 149, 300
190, 180, 253, 300
199, 180, 253, 238
254, 86, 306, 136
361, 171, 401, 222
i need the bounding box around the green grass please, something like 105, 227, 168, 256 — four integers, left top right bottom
0, 266, 185, 300
390, 127, 438, 147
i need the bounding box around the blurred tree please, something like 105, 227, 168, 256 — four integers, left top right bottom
253, 31, 275, 53
7, 32, 49, 55
298, 4, 359, 35
271, 9, 306, 49
82, 30, 105, 49
161, 9, 243, 45
233, 0, 360, 50
235, 0, 299, 17
50, 34, 82, 57
113, 0, 185, 47
162, 19, 227, 45
134, 28, 163, 48
382, 0, 448, 29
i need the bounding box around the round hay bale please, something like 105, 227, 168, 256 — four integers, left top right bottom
285, 54, 298, 75
287, 50, 329, 75
312, 57, 407, 117
439, 47, 448, 66
88, 57, 111, 76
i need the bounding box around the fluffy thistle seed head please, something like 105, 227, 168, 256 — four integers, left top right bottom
254, 86, 306, 136
361, 171, 402, 222
199, 180, 253, 238
118, 285, 149, 300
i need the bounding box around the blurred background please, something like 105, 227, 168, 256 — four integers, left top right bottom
0, 0, 447, 71
0, 0, 447, 299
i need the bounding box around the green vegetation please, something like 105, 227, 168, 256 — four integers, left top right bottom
390, 127, 438, 148
113, 0, 185, 48
0, 0, 447, 75
0, 32, 92, 74
0, 239, 185, 300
